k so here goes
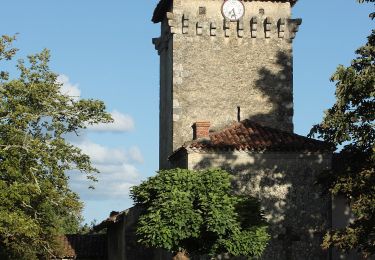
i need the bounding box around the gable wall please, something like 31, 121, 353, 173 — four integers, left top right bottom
186, 151, 332, 260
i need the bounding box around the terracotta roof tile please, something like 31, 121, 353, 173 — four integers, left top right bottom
57, 234, 107, 259
152, 0, 298, 23
183, 120, 333, 153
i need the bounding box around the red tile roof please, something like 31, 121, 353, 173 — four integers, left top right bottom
57, 234, 107, 259
152, 0, 298, 23
177, 120, 333, 153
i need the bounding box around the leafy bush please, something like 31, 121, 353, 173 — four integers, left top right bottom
130, 168, 269, 259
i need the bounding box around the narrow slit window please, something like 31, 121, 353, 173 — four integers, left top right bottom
237, 106, 241, 122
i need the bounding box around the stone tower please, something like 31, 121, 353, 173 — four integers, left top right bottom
89, 2, 335, 259
153, 0, 302, 169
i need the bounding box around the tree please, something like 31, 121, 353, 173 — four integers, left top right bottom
309, 26, 374, 257
130, 168, 270, 260
0, 36, 112, 259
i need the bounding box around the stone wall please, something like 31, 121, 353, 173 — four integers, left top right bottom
182, 150, 332, 260
156, 20, 174, 169
105, 207, 172, 260
153, 0, 301, 169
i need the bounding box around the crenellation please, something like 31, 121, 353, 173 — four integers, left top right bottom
162, 12, 300, 40
210, 22, 217, 36
152, 34, 171, 55
264, 17, 273, 38
223, 19, 231, 37
287, 18, 302, 39
166, 12, 176, 34
237, 19, 244, 38
182, 14, 189, 34
250, 17, 258, 38
278, 18, 286, 38
152, 37, 161, 52
196, 21, 203, 35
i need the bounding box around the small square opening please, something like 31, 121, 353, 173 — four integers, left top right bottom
199, 6, 206, 15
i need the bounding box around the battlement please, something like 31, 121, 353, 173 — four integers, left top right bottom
153, 13, 301, 53
152, 0, 298, 23
164, 12, 301, 40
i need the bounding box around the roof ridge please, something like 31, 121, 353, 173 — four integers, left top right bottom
181, 119, 333, 153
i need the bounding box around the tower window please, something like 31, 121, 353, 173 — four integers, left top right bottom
237, 106, 241, 122
199, 7, 206, 15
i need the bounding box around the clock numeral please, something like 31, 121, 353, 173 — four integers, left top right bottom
229, 8, 237, 20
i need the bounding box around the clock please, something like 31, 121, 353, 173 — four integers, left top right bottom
221, 0, 245, 21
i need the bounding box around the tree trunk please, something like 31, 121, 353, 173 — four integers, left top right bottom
172, 251, 190, 260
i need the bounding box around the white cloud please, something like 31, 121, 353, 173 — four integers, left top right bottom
74, 140, 143, 165
69, 162, 141, 200
56, 74, 141, 200
56, 75, 134, 133
127, 146, 144, 163
77, 140, 127, 164
87, 110, 135, 132
68, 139, 144, 200
57, 74, 81, 100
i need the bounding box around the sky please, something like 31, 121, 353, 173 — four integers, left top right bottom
0, 0, 373, 224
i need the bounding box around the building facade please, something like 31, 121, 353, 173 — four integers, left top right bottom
153, 0, 333, 259
153, 0, 301, 169
64, 1, 363, 259
169, 120, 332, 259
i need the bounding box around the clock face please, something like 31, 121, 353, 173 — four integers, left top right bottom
221, 0, 245, 21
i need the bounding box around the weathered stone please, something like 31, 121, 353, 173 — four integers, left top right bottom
153, 1, 301, 169
172, 150, 332, 260
151, 2, 331, 260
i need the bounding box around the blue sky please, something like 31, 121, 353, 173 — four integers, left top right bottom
1, 0, 373, 223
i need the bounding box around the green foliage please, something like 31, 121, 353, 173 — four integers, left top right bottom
310, 30, 375, 257
0, 36, 112, 259
0, 35, 18, 81
130, 168, 270, 259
